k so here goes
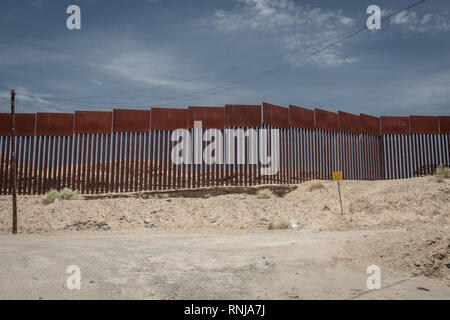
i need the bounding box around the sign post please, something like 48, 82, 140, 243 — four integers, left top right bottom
333, 171, 343, 215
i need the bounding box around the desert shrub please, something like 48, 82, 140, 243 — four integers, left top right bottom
280, 217, 291, 229
434, 165, 449, 183
43, 189, 61, 205
60, 187, 79, 200
267, 218, 291, 230
307, 182, 325, 192
256, 188, 273, 199
43, 188, 79, 204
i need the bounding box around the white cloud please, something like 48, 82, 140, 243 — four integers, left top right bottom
420, 14, 432, 24
340, 17, 354, 26
387, 10, 450, 33
10, 87, 52, 106
89, 79, 103, 86
0, 35, 259, 111
65, 39, 259, 107
371, 69, 450, 115
29, 0, 47, 9
390, 11, 417, 25
98, 50, 213, 93
0, 86, 60, 112
207, 0, 357, 67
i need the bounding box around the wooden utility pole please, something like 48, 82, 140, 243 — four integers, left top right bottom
11, 89, 17, 234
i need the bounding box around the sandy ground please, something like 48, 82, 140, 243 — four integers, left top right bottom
0, 176, 448, 299
0, 228, 448, 299
1, 176, 448, 233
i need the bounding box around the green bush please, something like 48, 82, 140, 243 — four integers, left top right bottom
256, 188, 273, 199
43, 188, 79, 205
60, 187, 79, 200
434, 165, 450, 183
43, 189, 61, 205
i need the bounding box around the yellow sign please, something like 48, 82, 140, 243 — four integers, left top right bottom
333, 171, 342, 181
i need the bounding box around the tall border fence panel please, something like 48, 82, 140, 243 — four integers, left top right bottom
35, 113, 74, 195
74, 111, 113, 194
0, 105, 448, 195
439, 116, 450, 168
263, 102, 288, 185
225, 104, 261, 187
151, 108, 186, 191
381, 116, 410, 180
315, 108, 339, 181
188, 106, 225, 188
289, 105, 315, 183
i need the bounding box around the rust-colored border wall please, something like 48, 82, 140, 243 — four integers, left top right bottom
187, 106, 224, 129
439, 116, 450, 134
16, 114, 36, 136
1, 107, 445, 136
381, 116, 410, 135
0, 114, 10, 136
36, 113, 74, 136
0, 113, 36, 136
262, 102, 289, 128
75, 111, 112, 134
338, 111, 360, 134
113, 109, 150, 132
1, 104, 449, 195
225, 104, 261, 127
315, 108, 338, 132
151, 108, 187, 130
289, 105, 314, 130
410, 116, 439, 134
360, 114, 380, 136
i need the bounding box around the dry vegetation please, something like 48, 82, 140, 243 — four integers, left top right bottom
43, 188, 79, 205
255, 188, 273, 199
267, 217, 291, 230
434, 165, 450, 183
307, 182, 325, 192
1, 176, 448, 234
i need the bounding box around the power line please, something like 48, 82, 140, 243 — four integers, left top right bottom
146, 0, 427, 107
16, 28, 369, 103
150, 28, 367, 107
15, 0, 425, 109
48, 49, 304, 101
15, 33, 347, 105
50, 27, 368, 107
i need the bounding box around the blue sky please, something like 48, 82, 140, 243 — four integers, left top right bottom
0, 0, 449, 117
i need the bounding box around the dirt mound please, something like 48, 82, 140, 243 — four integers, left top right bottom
348, 227, 450, 285
0, 176, 448, 233
414, 236, 450, 280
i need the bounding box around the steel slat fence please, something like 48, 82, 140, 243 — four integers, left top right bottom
0, 105, 448, 195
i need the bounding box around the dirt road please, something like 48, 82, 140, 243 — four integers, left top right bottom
0, 228, 448, 299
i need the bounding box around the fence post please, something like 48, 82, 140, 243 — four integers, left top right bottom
10, 89, 17, 234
